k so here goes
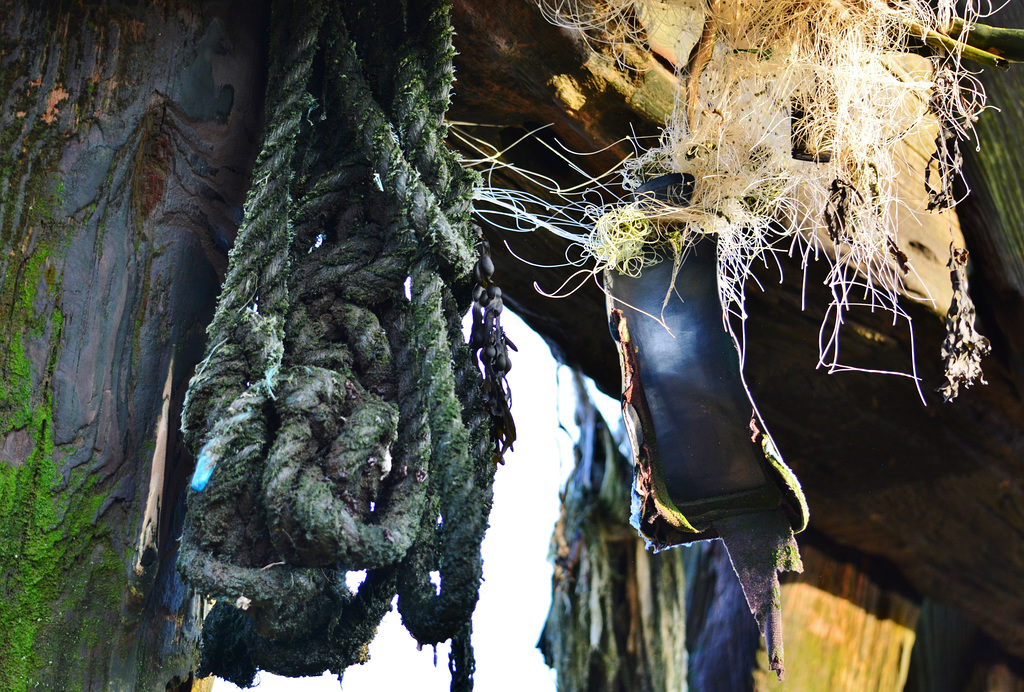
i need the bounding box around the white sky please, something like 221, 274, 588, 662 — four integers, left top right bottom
214, 310, 621, 692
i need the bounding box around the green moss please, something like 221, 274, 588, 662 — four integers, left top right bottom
0, 398, 60, 688
0, 45, 72, 431
0, 243, 57, 433
0, 392, 122, 689
0, 334, 33, 434
0, 204, 112, 689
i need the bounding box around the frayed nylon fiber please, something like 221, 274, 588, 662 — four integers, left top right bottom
523, 0, 988, 383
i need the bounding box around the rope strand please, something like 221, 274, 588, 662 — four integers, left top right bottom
178, 1, 507, 687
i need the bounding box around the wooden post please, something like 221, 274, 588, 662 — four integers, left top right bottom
0, 2, 267, 688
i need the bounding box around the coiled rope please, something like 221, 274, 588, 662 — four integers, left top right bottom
177, 1, 508, 688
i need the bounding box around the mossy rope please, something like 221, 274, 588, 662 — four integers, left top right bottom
176, 2, 505, 688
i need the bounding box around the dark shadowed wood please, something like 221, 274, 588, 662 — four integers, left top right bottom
957, 5, 1024, 386
547, 385, 925, 691
741, 255, 1024, 661
906, 599, 1024, 692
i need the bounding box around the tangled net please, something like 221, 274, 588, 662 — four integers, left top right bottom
526, 0, 997, 393
176, 1, 511, 688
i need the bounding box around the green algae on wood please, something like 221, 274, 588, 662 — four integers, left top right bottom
0, 2, 269, 689
0, 391, 123, 691
0, 243, 61, 436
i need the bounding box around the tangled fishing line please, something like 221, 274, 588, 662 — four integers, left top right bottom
478, 0, 1007, 398
176, 1, 513, 689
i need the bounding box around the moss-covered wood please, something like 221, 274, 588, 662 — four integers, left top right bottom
540, 379, 687, 692
0, 1, 266, 688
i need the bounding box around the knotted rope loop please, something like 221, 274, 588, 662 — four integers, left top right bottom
177, 2, 508, 687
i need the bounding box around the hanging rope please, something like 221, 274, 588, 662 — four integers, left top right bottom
177, 1, 510, 688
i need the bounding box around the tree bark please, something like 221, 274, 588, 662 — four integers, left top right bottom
0, 1, 266, 688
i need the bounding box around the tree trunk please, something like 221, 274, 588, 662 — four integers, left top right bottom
0, 1, 266, 688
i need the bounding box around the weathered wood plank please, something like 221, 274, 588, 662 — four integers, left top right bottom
0, 1, 267, 688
